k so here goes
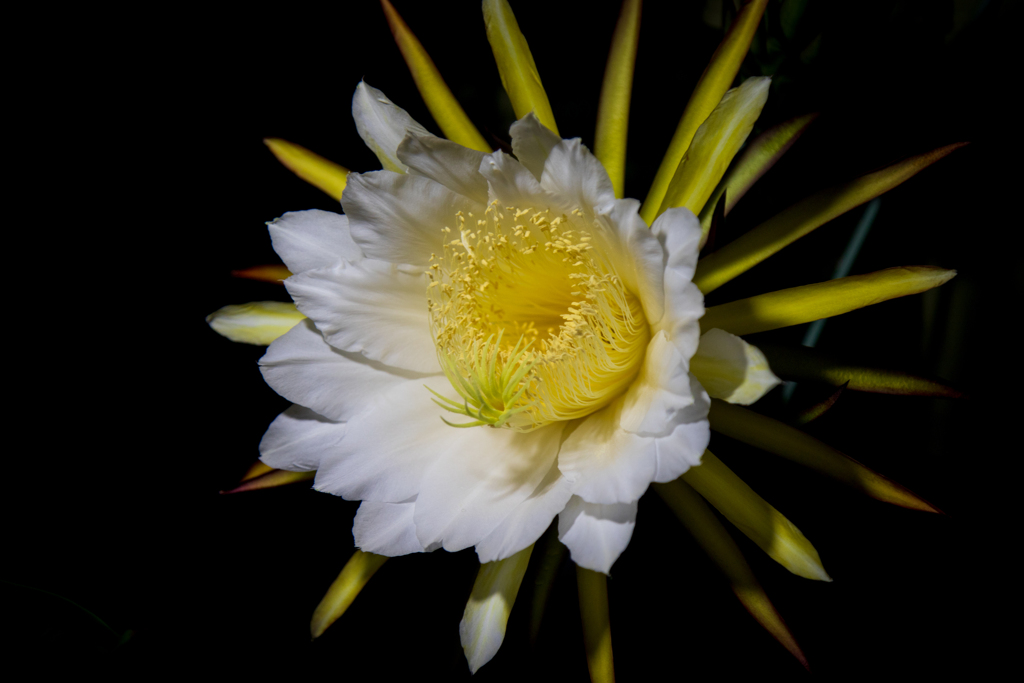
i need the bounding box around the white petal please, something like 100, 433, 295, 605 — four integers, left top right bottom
619, 332, 695, 437
653, 417, 708, 483
538, 138, 615, 214
651, 207, 705, 360
556, 397, 657, 505
259, 404, 345, 472
459, 546, 533, 673
651, 374, 710, 484
691, 328, 782, 404
558, 365, 709, 504
477, 150, 565, 211
475, 459, 574, 563
352, 81, 434, 173
397, 134, 489, 205
284, 260, 439, 374
659, 277, 703, 361
557, 495, 637, 575
509, 113, 562, 181
652, 207, 702, 281
414, 421, 564, 552
259, 319, 422, 422
353, 500, 434, 556
613, 197, 666, 324
343, 170, 481, 267
313, 375, 459, 503
206, 301, 305, 346
267, 210, 363, 275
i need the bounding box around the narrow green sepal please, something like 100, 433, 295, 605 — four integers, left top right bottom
759, 344, 964, 397
795, 381, 849, 425
220, 468, 315, 494
708, 400, 942, 513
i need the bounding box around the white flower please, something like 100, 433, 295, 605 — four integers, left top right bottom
257, 82, 779, 575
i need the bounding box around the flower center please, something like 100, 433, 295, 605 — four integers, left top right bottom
426, 200, 649, 431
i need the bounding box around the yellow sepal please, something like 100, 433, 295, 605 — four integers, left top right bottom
264, 138, 350, 201
594, 0, 642, 198
699, 112, 818, 240
640, 0, 768, 225
708, 399, 940, 512
658, 77, 770, 219
700, 266, 956, 337
795, 382, 848, 424
240, 460, 274, 482
310, 551, 388, 639
689, 328, 781, 405
654, 479, 808, 668
528, 533, 566, 644
577, 566, 615, 683
483, 0, 558, 135
758, 344, 963, 397
460, 545, 534, 674
231, 265, 292, 284
380, 0, 490, 152
220, 468, 314, 494
206, 301, 306, 346
694, 143, 967, 293
683, 450, 831, 581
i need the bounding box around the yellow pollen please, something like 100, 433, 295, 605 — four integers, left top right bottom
426, 200, 649, 431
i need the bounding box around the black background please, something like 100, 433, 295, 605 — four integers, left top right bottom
8, 0, 1019, 678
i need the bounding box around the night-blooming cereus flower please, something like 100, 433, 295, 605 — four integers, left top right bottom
212, 0, 961, 678
258, 83, 777, 574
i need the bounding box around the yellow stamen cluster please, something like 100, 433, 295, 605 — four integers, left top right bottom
426, 200, 649, 431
